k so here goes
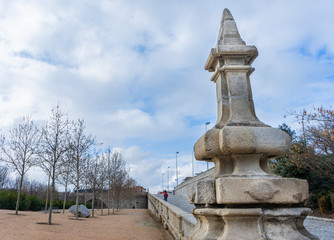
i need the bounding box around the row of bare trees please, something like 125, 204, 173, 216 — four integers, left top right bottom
0, 105, 136, 224
86, 149, 136, 217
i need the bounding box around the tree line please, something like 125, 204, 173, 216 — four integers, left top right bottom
0, 105, 137, 224
270, 106, 334, 213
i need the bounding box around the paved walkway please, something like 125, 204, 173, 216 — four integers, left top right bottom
155, 194, 334, 240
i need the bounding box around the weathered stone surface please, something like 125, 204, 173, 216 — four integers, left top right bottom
263, 208, 319, 240
220, 126, 291, 155
216, 177, 309, 204
69, 204, 90, 218
190, 207, 318, 240
194, 126, 291, 162
187, 180, 216, 205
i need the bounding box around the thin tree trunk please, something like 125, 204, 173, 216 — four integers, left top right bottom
75, 173, 80, 220
112, 188, 115, 214
92, 189, 95, 217
84, 182, 87, 206
15, 174, 24, 215
48, 166, 55, 225
100, 181, 103, 216
107, 156, 110, 215
97, 191, 100, 210
44, 168, 51, 213
107, 186, 110, 215
117, 194, 120, 212
62, 181, 68, 214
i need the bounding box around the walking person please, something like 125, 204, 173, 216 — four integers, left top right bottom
163, 190, 168, 201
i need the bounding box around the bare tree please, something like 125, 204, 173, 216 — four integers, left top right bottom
122, 176, 137, 206
0, 165, 9, 189
105, 150, 137, 211
87, 151, 102, 217
42, 160, 52, 214
0, 116, 40, 215
115, 168, 126, 211
22, 179, 47, 198
69, 118, 96, 220
95, 154, 106, 216
105, 148, 112, 215
108, 151, 126, 213
39, 105, 69, 225
58, 148, 73, 214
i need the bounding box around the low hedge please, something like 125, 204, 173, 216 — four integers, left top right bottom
0, 190, 44, 211
0, 190, 91, 211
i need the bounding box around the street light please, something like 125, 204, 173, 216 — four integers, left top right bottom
205, 122, 210, 170
192, 150, 194, 177
167, 166, 170, 191
176, 152, 179, 186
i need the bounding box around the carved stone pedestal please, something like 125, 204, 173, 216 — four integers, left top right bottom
189, 8, 319, 240
190, 208, 316, 240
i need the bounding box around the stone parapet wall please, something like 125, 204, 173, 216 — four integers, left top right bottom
174, 168, 214, 200
147, 193, 195, 240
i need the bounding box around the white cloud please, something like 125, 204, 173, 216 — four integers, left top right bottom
0, 0, 333, 191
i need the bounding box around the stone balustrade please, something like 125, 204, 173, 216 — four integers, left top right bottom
174, 168, 214, 200
147, 193, 195, 240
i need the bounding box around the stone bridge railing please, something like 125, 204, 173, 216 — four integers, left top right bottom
147, 193, 195, 240
174, 168, 214, 200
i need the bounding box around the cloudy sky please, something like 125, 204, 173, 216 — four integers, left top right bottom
0, 0, 333, 193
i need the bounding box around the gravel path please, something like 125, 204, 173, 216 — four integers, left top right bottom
0, 209, 173, 240
155, 194, 334, 240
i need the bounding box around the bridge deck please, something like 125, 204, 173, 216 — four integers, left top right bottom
155, 193, 334, 240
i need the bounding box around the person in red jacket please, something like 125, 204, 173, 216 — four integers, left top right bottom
163, 190, 168, 201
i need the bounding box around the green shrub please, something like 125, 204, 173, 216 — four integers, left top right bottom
318, 195, 332, 214
52, 199, 62, 209
19, 193, 30, 211
65, 201, 76, 209
308, 193, 318, 208
85, 202, 92, 209
316, 190, 328, 198
329, 192, 334, 211
0, 190, 17, 210
28, 195, 44, 211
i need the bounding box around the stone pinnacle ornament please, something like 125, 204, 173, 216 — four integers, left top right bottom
188, 9, 318, 240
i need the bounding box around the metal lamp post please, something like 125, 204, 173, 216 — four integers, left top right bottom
167, 166, 170, 191
176, 152, 179, 186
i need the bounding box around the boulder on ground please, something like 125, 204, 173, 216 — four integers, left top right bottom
69, 204, 90, 218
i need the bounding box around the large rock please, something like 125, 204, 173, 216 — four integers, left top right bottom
69, 204, 90, 218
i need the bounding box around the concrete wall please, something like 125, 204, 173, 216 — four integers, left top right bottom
86, 192, 148, 209
134, 192, 148, 209
174, 168, 214, 200
147, 193, 195, 240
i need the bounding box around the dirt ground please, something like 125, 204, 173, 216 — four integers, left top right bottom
0, 209, 174, 240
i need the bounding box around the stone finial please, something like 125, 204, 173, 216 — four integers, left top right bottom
189, 9, 318, 240
195, 9, 282, 170
216, 9, 245, 46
